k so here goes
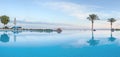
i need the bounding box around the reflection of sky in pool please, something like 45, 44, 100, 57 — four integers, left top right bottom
0, 30, 120, 57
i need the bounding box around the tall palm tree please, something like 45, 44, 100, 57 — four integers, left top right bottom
87, 14, 99, 31
0, 15, 10, 28
107, 18, 116, 31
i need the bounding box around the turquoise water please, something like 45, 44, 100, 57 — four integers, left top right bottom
0, 30, 120, 57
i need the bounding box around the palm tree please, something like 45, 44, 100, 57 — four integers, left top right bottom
87, 14, 99, 31
0, 15, 10, 28
107, 18, 116, 31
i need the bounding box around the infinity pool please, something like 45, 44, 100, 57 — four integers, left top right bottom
0, 30, 120, 57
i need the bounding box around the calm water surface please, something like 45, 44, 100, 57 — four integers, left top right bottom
0, 30, 120, 57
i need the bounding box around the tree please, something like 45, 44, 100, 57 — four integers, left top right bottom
0, 15, 10, 28
107, 18, 116, 31
87, 14, 99, 31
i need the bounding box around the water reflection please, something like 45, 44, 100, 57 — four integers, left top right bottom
87, 31, 99, 46
0, 33, 9, 43
0, 30, 119, 48
0, 30, 62, 43
108, 31, 116, 42
14, 33, 17, 42
13, 30, 22, 42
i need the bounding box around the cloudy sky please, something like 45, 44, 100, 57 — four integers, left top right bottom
0, 0, 120, 29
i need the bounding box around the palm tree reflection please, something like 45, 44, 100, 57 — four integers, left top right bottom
12, 30, 22, 42
0, 33, 9, 43
87, 31, 99, 46
13, 31, 17, 42
108, 31, 116, 42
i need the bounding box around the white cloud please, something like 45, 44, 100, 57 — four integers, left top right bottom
40, 2, 100, 20
36, 1, 120, 29
39, 1, 120, 20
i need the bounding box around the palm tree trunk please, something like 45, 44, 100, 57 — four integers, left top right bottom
92, 21, 94, 31
111, 22, 112, 31
91, 21, 94, 39
110, 22, 112, 37
4, 24, 5, 29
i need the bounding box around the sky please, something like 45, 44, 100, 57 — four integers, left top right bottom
0, 0, 120, 29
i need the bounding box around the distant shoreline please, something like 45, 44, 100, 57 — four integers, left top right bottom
0, 28, 62, 33
0, 28, 120, 31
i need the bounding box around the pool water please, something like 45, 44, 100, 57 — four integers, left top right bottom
0, 30, 120, 57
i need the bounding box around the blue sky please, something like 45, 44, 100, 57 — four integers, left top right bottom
0, 0, 120, 29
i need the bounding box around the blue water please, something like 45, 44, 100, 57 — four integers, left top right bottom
0, 30, 120, 57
